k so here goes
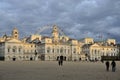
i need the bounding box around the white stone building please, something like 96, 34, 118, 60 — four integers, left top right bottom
0, 25, 119, 61
36, 25, 81, 61
82, 39, 119, 60
0, 28, 38, 61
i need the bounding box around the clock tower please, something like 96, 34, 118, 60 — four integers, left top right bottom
52, 25, 59, 43
12, 27, 19, 39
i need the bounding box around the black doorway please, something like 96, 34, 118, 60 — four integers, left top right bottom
30, 57, 33, 61
13, 58, 16, 61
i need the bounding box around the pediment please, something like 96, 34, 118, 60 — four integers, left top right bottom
91, 43, 100, 47
6, 39, 22, 43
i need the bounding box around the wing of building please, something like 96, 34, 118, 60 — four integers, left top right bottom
0, 28, 37, 61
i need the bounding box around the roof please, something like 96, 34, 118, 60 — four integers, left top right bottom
41, 36, 51, 40
31, 38, 41, 44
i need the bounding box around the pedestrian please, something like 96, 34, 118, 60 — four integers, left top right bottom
59, 55, 64, 66
101, 59, 104, 63
111, 60, 116, 72
105, 61, 109, 71
58, 57, 61, 66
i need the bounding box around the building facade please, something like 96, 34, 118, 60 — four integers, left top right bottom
0, 28, 38, 61
36, 25, 81, 61
82, 39, 119, 61
0, 25, 119, 61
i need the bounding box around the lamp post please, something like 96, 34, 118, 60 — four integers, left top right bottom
34, 51, 37, 61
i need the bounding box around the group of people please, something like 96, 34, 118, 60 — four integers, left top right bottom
57, 55, 117, 72
105, 60, 116, 72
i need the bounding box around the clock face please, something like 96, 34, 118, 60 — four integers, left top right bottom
15, 32, 18, 34
15, 35, 17, 37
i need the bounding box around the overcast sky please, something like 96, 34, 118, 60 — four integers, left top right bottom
0, 0, 120, 42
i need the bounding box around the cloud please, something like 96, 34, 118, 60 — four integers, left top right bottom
0, 0, 120, 42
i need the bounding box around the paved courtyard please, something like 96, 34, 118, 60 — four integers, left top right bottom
0, 61, 119, 80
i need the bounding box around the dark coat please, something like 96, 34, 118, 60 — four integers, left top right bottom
60, 55, 63, 61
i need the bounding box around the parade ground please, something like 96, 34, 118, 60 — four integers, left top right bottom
0, 61, 119, 80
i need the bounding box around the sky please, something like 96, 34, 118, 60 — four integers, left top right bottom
0, 0, 120, 42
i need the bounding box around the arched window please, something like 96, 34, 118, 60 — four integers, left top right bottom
91, 49, 93, 53
8, 48, 10, 53
12, 49, 16, 53
94, 49, 97, 54
26, 56, 29, 58
57, 49, 59, 53
7, 46, 11, 53
64, 49, 66, 54
48, 56, 50, 60
18, 46, 22, 53
19, 56, 22, 60
102, 52, 104, 56
47, 47, 51, 53
73, 48, 76, 53
60, 47, 63, 53
12, 46, 17, 53
68, 49, 70, 54
52, 49, 54, 53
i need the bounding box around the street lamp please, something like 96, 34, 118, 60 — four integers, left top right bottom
34, 50, 37, 60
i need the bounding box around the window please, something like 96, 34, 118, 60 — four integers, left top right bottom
15, 32, 18, 34
48, 40, 49, 42
27, 50, 29, 53
64, 49, 66, 53
18, 46, 22, 53
19, 48, 21, 53
68, 49, 70, 54
26, 56, 29, 58
8, 48, 10, 53
73, 48, 76, 53
60, 48, 63, 53
35, 50, 37, 53
47, 47, 50, 53
52, 49, 54, 53
13, 49, 16, 52
95, 50, 97, 54
92, 49, 93, 53
98, 50, 99, 54
57, 49, 59, 53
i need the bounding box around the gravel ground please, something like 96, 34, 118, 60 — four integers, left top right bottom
0, 61, 119, 80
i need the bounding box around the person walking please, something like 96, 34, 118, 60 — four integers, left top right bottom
59, 55, 64, 66
111, 60, 116, 72
105, 61, 110, 71
58, 57, 61, 66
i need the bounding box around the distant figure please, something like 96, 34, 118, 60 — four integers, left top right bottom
58, 57, 61, 66
59, 55, 64, 66
101, 59, 104, 63
105, 61, 110, 71
111, 60, 116, 72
